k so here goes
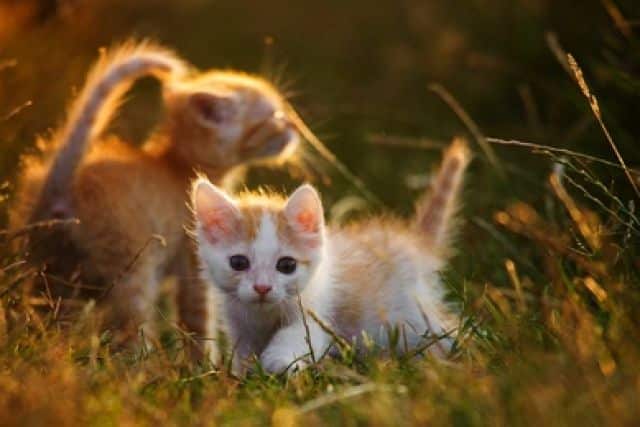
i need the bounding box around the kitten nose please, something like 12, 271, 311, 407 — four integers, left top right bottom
253, 284, 272, 296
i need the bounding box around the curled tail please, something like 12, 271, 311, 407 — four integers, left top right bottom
414, 138, 471, 255
30, 40, 189, 221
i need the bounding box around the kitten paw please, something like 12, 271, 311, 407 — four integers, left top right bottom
260, 352, 308, 375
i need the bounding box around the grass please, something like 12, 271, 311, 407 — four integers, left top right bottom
1, 0, 639, 425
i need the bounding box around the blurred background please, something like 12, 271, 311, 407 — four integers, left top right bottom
1, 3, 640, 424
0, 0, 638, 283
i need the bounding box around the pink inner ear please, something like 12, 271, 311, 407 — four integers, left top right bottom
194, 181, 240, 243
199, 204, 243, 244
283, 185, 324, 249
295, 210, 318, 233
201, 209, 235, 239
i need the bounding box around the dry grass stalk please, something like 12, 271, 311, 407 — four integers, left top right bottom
549, 170, 601, 252
566, 54, 640, 199
428, 83, 502, 175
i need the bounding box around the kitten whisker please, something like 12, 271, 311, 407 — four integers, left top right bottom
191, 139, 466, 374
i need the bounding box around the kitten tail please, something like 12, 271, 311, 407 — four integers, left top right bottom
414, 138, 471, 256
30, 40, 189, 222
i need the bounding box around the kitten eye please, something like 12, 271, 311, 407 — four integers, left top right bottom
229, 255, 250, 271
276, 256, 297, 274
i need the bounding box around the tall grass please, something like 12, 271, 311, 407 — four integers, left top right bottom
0, 0, 639, 425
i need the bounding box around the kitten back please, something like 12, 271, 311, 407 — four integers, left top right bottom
30, 40, 189, 223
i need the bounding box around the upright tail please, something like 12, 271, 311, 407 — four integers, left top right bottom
30, 40, 190, 221
414, 138, 471, 256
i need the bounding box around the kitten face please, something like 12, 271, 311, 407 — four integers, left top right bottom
192, 180, 324, 306
166, 71, 299, 169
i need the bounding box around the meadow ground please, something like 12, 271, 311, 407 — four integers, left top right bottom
0, 1, 639, 425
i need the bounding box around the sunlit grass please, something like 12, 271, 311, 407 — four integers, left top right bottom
1, 0, 639, 425
1, 113, 638, 426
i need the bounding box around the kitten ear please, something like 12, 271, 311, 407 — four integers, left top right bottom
192, 178, 242, 243
188, 92, 237, 127
284, 184, 324, 241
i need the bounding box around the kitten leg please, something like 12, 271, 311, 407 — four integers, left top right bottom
105, 261, 159, 349
175, 246, 219, 365
412, 291, 458, 356
229, 338, 259, 377
260, 318, 329, 375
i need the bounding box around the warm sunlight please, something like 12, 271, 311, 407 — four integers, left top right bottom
0, 0, 638, 425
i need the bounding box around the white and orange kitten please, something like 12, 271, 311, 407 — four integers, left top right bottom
191, 139, 470, 374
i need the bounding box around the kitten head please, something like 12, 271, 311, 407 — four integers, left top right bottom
192, 178, 324, 306
165, 71, 298, 170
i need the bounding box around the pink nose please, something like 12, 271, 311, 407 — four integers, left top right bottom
253, 284, 272, 296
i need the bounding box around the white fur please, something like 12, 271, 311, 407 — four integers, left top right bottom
253, 214, 280, 269
193, 182, 457, 375
328, 228, 454, 356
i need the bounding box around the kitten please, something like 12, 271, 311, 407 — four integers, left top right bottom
191, 139, 469, 374
9, 41, 299, 357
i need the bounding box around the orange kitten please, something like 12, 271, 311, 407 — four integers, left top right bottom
10, 41, 299, 357
191, 139, 469, 374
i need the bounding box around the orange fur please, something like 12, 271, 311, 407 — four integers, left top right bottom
10, 43, 299, 359
232, 192, 317, 253
28, 40, 189, 224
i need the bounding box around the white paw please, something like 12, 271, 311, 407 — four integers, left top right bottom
260, 350, 308, 375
